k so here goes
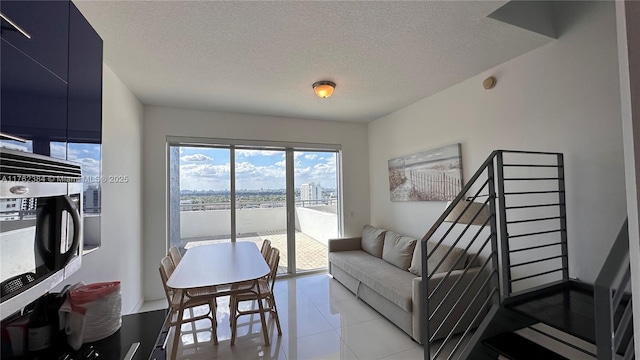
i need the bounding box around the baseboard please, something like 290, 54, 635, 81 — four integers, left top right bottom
129, 296, 145, 314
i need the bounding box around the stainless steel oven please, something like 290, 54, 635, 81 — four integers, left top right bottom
0, 149, 83, 319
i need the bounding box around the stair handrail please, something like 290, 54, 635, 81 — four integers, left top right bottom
594, 218, 635, 359
421, 150, 499, 244
422, 149, 569, 360
421, 150, 501, 359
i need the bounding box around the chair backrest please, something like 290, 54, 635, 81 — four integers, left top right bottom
168, 247, 182, 266
266, 247, 280, 292
159, 256, 176, 304
260, 239, 272, 259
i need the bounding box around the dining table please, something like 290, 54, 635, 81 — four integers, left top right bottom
165, 241, 271, 358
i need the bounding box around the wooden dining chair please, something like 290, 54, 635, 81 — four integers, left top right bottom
159, 256, 221, 345
229, 247, 282, 345
168, 246, 182, 266
260, 239, 272, 259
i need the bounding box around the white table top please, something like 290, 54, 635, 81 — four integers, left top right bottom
166, 242, 270, 290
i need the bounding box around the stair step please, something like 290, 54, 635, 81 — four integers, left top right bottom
506, 281, 597, 344
483, 332, 569, 360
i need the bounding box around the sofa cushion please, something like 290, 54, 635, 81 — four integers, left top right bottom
361, 225, 386, 258
408, 241, 468, 277
382, 231, 417, 270
329, 250, 415, 311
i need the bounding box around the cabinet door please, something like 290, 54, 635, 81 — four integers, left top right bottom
1, 41, 68, 155
67, 2, 102, 144
0, 0, 69, 81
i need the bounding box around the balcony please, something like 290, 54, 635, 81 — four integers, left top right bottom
175, 201, 338, 274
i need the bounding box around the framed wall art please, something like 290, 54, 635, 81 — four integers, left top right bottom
388, 143, 462, 201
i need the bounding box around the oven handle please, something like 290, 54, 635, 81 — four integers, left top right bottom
59, 195, 81, 266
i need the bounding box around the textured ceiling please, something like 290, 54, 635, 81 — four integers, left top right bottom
74, 1, 553, 123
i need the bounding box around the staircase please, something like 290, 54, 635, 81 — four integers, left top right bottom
420, 150, 634, 360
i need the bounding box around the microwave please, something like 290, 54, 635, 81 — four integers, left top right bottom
0, 149, 83, 320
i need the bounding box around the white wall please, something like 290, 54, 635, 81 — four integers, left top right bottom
369, 1, 626, 284
61, 64, 144, 314
142, 107, 369, 300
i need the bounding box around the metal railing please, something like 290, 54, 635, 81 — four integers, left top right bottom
180, 199, 337, 211
422, 150, 568, 360
595, 218, 635, 360
496, 151, 568, 297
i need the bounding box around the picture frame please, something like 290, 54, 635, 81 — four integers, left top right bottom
388, 143, 462, 201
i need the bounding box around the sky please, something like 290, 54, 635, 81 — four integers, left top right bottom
0, 141, 335, 191
177, 147, 337, 191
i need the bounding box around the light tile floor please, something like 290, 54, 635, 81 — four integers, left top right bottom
141, 273, 428, 360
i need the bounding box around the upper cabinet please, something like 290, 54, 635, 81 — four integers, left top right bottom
0, 0, 102, 157
0, 41, 68, 149
0, 0, 70, 81
67, 2, 103, 144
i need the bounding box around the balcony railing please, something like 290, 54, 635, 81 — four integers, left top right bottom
179, 199, 338, 211
175, 204, 338, 273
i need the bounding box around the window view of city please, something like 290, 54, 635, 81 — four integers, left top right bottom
179, 185, 337, 211
170, 146, 340, 274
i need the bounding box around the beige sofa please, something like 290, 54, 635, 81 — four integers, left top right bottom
328, 225, 485, 344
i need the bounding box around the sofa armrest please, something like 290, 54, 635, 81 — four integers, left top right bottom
328, 237, 362, 252
412, 267, 483, 344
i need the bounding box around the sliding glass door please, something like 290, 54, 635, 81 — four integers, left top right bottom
234, 147, 289, 274
169, 146, 231, 251
168, 141, 341, 275
293, 151, 339, 272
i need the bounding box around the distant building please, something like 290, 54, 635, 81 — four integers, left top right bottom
300, 182, 323, 203
0, 198, 36, 220
0, 198, 20, 220
84, 185, 101, 214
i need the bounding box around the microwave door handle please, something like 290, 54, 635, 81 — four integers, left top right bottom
35, 202, 55, 270
58, 195, 81, 266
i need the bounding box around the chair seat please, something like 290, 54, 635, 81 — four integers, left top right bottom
169, 289, 212, 309
186, 285, 218, 298
232, 279, 270, 300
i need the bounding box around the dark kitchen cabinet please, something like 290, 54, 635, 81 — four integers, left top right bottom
0, 0, 103, 248
0, 0, 70, 81
67, 2, 103, 251
0, 40, 68, 154
67, 2, 102, 144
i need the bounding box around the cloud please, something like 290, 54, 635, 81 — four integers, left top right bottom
237, 150, 281, 157
50, 143, 67, 159
304, 154, 318, 160
178, 151, 338, 190
181, 163, 230, 178
181, 154, 213, 162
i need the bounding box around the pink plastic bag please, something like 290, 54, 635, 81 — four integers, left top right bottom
69, 281, 121, 306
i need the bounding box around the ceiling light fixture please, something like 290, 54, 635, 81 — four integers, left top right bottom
313, 81, 336, 99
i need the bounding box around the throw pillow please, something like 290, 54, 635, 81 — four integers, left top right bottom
361, 225, 386, 258
408, 241, 468, 276
382, 231, 417, 270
